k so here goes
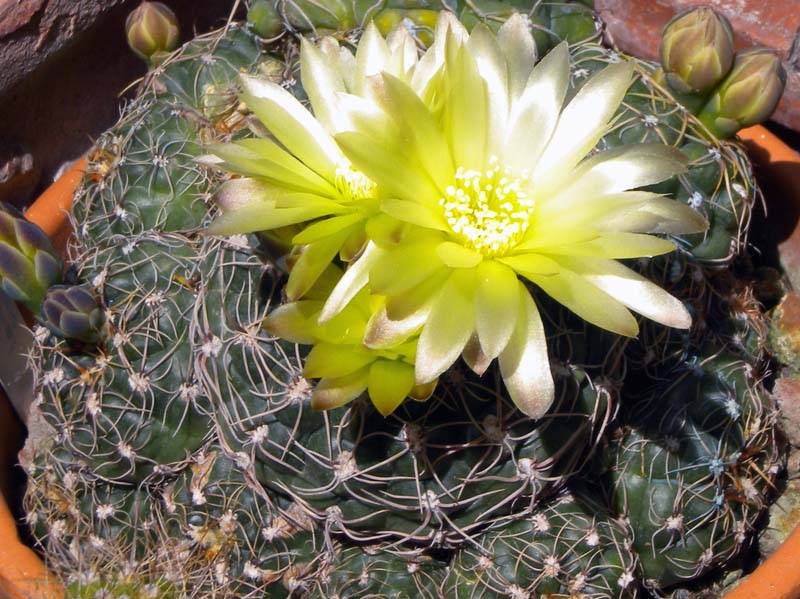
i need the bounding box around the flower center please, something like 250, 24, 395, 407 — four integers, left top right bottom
439, 158, 533, 257
335, 163, 377, 201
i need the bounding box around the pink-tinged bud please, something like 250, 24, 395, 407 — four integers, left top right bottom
699, 48, 786, 138
0, 203, 62, 311
660, 7, 735, 96
125, 2, 180, 63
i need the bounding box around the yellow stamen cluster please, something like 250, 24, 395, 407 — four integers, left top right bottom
335, 163, 378, 201
439, 158, 533, 257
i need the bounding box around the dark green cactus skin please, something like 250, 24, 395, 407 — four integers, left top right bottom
445, 487, 639, 598
23, 8, 782, 599
35, 237, 215, 483
610, 353, 780, 591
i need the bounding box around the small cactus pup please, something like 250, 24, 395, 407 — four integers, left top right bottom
206, 13, 708, 419
125, 1, 180, 64
0, 202, 62, 312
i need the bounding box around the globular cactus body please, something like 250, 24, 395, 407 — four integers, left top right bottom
21, 4, 782, 598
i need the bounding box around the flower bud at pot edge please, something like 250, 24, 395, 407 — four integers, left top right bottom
660, 7, 735, 96
699, 48, 786, 139
125, 2, 180, 63
0, 203, 62, 312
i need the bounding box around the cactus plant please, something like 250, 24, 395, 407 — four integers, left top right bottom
17, 2, 787, 598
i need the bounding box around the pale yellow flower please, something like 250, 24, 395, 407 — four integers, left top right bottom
320, 13, 707, 418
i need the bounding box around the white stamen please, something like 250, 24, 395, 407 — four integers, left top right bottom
334, 163, 377, 201
439, 157, 532, 257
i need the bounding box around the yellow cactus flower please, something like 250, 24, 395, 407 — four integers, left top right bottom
203, 22, 443, 300
320, 13, 707, 418
264, 267, 435, 415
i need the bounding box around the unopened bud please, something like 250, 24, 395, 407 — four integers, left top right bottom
42, 285, 106, 344
660, 7, 734, 96
248, 0, 283, 39
0, 203, 62, 312
125, 2, 180, 63
699, 48, 786, 138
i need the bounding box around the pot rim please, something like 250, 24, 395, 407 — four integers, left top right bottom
2, 127, 799, 599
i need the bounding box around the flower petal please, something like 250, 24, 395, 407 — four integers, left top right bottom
497, 253, 560, 278
263, 300, 325, 344
320, 242, 385, 322
336, 131, 441, 205
378, 73, 454, 192
505, 41, 569, 174
499, 285, 554, 419
537, 190, 661, 223
596, 198, 708, 234
287, 229, 353, 300
415, 269, 476, 384
497, 13, 537, 100
475, 260, 521, 361
541, 233, 676, 259
516, 228, 599, 252
370, 240, 442, 296
312, 368, 370, 411
301, 37, 347, 133
212, 178, 273, 212
462, 335, 492, 376
533, 61, 634, 193
386, 25, 419, 78
206, 201, 336, 236
363, 303, 427, 349
444, 29, 488, 169
467, 24, 509, 158
558, 256, 692, 329
304, 342, 375, 378
529, 266, 639, 336
368, 359, 417, 416
385, 268, 450, 321
207, 140, 337, 197
381, 198, 449, 231
542, 144, 689, 206
240, 74, 344, 181
292, 213, 365, 245
436, 241, 483, 268
354, 22, 392, 95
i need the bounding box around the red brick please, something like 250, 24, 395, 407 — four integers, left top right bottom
774, 376, 800, 446
0, 0, 45, 37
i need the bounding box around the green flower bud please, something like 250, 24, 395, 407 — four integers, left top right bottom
125, 2, 180, 63
42, 285, 106, 344
247, 0, 283, 39
699, 48, 787, 138
660, 7, 735, 96
0, 203, 62, 312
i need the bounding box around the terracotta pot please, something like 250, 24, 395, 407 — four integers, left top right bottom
1, 135, 799, 598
